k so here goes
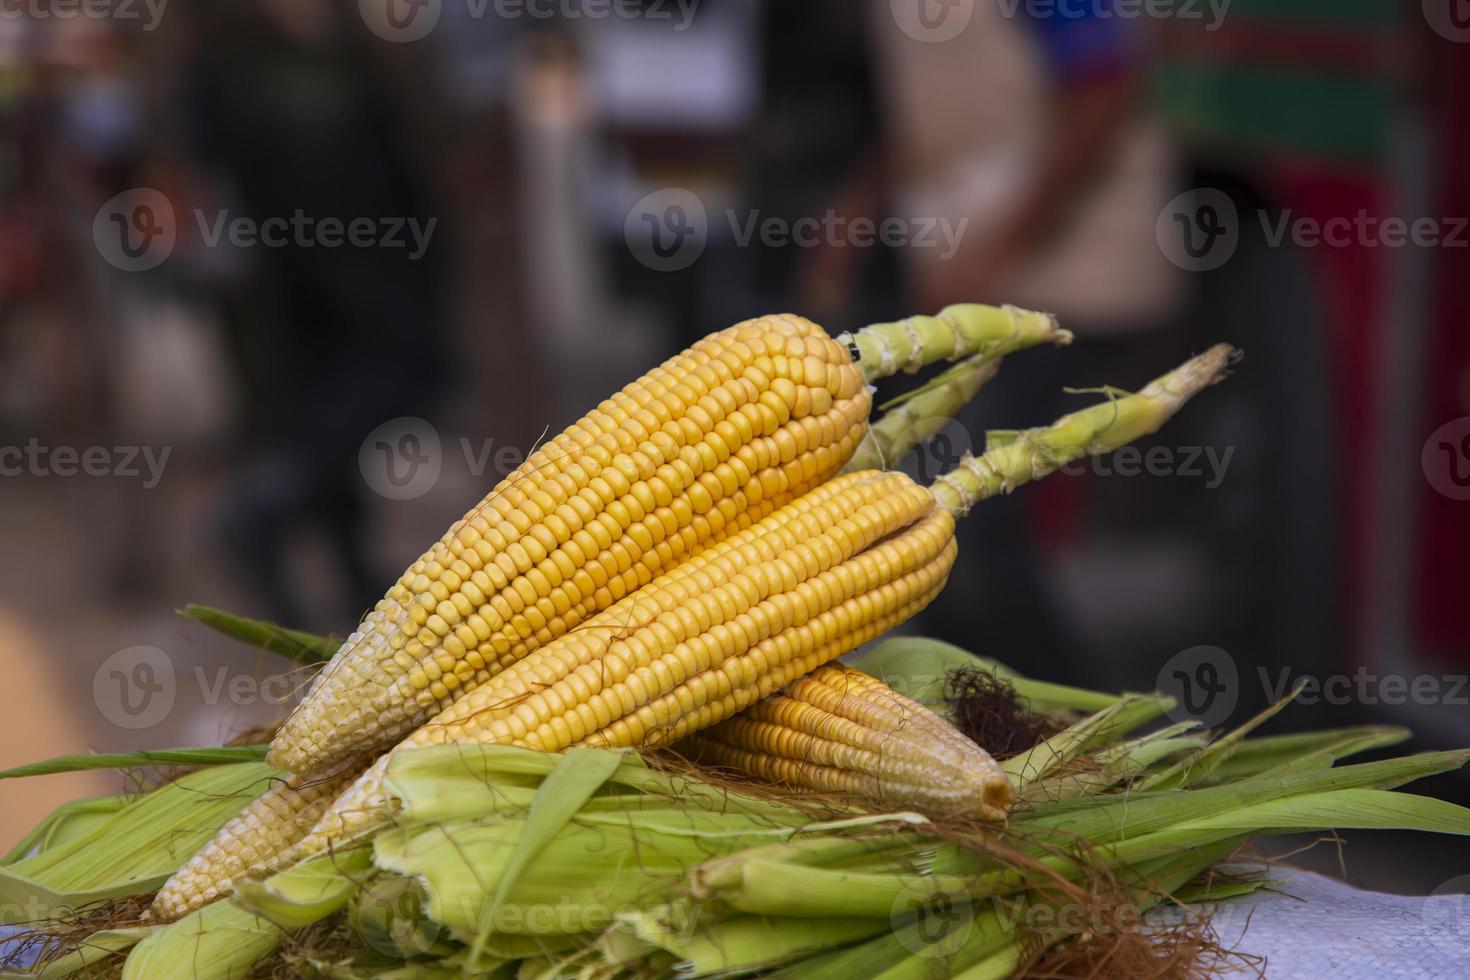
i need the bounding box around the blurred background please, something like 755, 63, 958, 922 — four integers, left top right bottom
0, 0, 1466, 892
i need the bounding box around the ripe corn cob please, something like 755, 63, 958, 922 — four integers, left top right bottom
682, 663, 1012, 821
271, 305, 1068, 774
292, 344, 1233, 857
148, 765, 362, 921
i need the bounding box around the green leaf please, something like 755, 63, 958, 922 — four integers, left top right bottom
180, 604, 339, 666
1019, 749, 1470, 850
627, 910, 887, 975
0, 746, 268, 781
845, 638, 1120, 715
1178, 788, 1470, 837
464, 748, 627, 969
2, 796, 128, 865
121, 898, 283, 980
0, 763, 278, 922
234, 847, 372, 930
1002, 695, 1170, 787
1139, 679, 1307, 791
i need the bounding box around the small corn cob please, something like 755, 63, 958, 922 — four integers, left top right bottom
272, 305, 1067, 774
681, 663, 1012, 821
148, 765, 362, 921
293, 344, 1233, 857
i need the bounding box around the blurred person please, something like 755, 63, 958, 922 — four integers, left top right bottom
818, 0, 1186, 685
1148, 0, 1426, 727
174, 0, 450, 631
576, 0, 761, 351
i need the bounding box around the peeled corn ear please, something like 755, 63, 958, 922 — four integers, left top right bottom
148, 765, 362, 921
271, 306, 1067, 774
294, 345, 1232, 857
271, 315, 871, 772
682, 664, 1012, 821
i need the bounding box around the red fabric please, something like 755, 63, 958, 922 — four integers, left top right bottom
1262, 164, 1387, 662
1414, 46, 1470, 664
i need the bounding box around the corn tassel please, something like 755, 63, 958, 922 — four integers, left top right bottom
682, 664, 1012, 821
271, 306, 1065, 774
294, 345, 1232, 857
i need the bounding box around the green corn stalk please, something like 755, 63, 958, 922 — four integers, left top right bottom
845, 356, 1000, 472
844, 304, 1071, 383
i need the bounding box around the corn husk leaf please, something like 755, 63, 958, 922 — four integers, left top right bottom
0, 747, 267, 781
1002, 695, 1170, 788
846, 638, 1120, 716
180, 604, 339, 666
624, 909, 886, 976
121, 899, 282, 980
463, 748, 626, 968
234, 847, 372, 930
2, 797, 129, 865
0, 764, 277, 921
1138, 679, 1307, 791
1199, 725, 1412, 784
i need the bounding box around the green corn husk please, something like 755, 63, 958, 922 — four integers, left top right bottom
121, 900, 282, 980
180, 604, 340, 666
846, 637, 1121, 717
2, 797, 130, 866
1, 763, 278, 922
6, 638, 1470, 980
234, 848, 372, 930
1002, 695, 1172, 787
0, 746, 268, 783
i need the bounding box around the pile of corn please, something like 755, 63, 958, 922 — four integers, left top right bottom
1, 306, 1466, 979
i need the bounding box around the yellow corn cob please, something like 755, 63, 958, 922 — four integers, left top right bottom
148, 765, 361, 921
294, 343, 1232, 857
681, 664, 1012, 821
271, 306, 1067, 774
